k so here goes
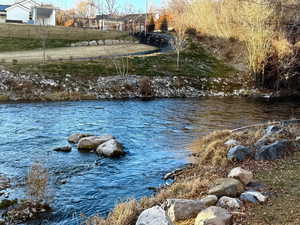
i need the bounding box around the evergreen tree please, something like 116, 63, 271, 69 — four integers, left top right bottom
160, 16, 168, 32
147, 16, 155, 33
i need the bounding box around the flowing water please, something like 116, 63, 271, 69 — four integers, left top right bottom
0, 97, 299, 225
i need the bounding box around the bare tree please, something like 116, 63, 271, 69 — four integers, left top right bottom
105, 0, 119, 15
168, 0, 188, 69
171, 22, 187, 69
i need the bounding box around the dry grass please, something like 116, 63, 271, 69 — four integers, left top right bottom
84, 123, 300, 225
84, 199, 139, 225
190, 124, 298, 167
173, 0, 300, 85
26, 163, 49, 203
190, 130, 232, 166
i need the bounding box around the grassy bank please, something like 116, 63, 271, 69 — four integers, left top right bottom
82, 122, 300, 225
3, 42, 234, 79
246, 151, 300, 225
0, 24, 130, 52
0, 24, 129, 40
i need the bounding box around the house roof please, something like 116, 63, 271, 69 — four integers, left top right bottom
0, 5, 11, 12
35, 7, 53, 17
6, 0, 40, 11
96, 13, 150, 23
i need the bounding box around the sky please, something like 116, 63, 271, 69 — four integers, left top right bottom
1, 0, 164, 12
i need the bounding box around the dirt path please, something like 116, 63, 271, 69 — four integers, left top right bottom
0, 44, 157, 63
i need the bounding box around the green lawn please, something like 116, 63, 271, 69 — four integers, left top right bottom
0, 37, 75, 52
0, 24, 131, 52
4, 43, 234, 79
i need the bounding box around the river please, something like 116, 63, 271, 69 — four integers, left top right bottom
0, 97, 299, 225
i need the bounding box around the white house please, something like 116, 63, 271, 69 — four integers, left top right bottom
32, 6, 56, 26
5, 0, 56, 26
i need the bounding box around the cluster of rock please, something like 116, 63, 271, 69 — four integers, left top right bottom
227, 125, 295, 162
1, 200, 50, 224
134, 32, 171, 48
0, 69, 219, 101
136, 167, 266, 225
60, 133, 125, 158
70, 39, 139, 47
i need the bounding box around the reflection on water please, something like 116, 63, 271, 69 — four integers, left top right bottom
0, 97, 299, 224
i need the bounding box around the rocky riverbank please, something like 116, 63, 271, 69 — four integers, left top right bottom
84, 120, 300, 225
0, 68, 280, 102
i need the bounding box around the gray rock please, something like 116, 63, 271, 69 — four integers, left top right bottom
208, 178, 244, 197
265, 125, 282, 136
68, 133, 92, 144
296, 137, 300, 141
227, 145, 252, 161
224, 139, 239, 146
89, 40, 98, 46
96, 139, 124, 157
78, 135, 114, 150
200, 195, 218, 207
136, 206, 174, 225
240, 191, 267, 203
112, 40, 120, 44
195, 206, 232, 225
163, 199, 205, 222
53, 146, 72, 152
105, 40, 113, 45
228, 167, 253, 185
97, 40, 104, 45
217, 196, 243, 209
255, 140, 290, 160
80, 41, 89, 46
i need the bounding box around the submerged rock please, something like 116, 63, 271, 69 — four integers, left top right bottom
136, 206, 174, 225
68, 133, 93, 144
0, 176, 10, 191
208, 178, 244, 197
227, 145, 252, 161
217, 196, 243, 209
78, 135, 114, 150
228, 167, 253, 185
96, 139, 124, 157
163, 199, 205, 222
255, 140, 290, 160
195, 206, 232, 225
53, 146, 72, 152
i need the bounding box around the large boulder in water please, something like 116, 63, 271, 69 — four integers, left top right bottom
136, 206, 174, 225
255, 140, 290, 160
208, 178, 244, 197
96, 139, 124, 157
68, 133, 92, 144
78, 135, 115, 150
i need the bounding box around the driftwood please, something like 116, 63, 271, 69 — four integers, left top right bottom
231, 119, 300, 133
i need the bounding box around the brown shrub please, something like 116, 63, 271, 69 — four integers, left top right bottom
26, 163, 49, 203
